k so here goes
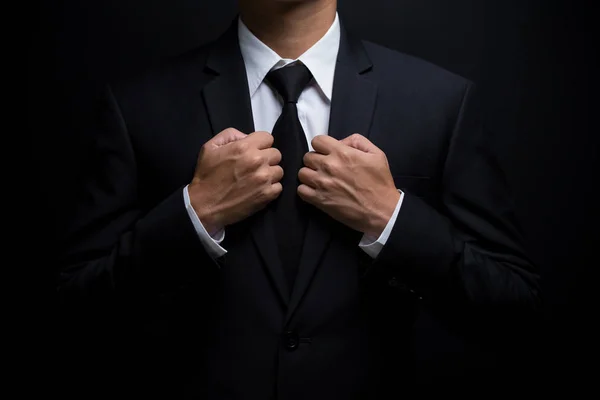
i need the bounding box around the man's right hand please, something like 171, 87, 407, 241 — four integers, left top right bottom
188, 128, 283, 234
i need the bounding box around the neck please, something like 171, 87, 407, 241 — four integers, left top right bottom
239, 0, 337, 59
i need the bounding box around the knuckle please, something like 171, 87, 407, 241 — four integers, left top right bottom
255, 154, 265, 165
323, 159, 339, 174
255, 169, 271, 184
339, 148, 351, 160
261, 184, 275, 199
317, 176, 330, 189
253, 130, 272, 144
350, 133, 363, 144
350, 134, 362, 147
234, 140, 248, 153
247, 153, 264, 168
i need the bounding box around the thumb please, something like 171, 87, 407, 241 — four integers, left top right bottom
212, 127, 248, 147
340, 133, 379, 154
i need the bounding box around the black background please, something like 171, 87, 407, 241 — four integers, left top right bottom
37, 0, 596, 390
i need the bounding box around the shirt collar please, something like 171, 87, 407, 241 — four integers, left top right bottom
238, 12, 340, 102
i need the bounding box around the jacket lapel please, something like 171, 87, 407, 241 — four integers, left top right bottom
285, 26, 378, 324
202, 21, 254, 135
202, 20, 290, 306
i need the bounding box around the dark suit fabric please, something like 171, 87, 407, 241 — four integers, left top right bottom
56, 20, 540, 399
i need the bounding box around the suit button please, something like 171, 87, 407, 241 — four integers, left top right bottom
283, 331, 299, 351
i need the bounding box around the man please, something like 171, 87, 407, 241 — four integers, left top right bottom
57, 0, 540, 398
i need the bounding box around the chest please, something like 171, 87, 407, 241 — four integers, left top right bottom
122, 82, 448, 210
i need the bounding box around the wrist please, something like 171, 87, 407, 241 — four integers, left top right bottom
189, 181, 222, 234
366, 188, 400, 238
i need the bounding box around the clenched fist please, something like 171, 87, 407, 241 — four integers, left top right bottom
188, 128, 283, 234
298, 134, 400, 238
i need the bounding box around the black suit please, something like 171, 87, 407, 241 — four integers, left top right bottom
57, 20, 540, 399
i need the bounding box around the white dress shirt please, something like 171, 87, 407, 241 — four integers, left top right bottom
184, 12, 404, 260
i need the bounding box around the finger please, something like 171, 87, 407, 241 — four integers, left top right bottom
261, 182, 282, 205
303, 151, 327, 170
270, 166, 284, 183
340, 133, 379, 154
311, 135, 339, 155
297, 184, 318, 204
270, 182, 283, 199
246, 131, 274, 150
212, 127, 247, 147
262, 147, 282, 166
298, 167, 319, 187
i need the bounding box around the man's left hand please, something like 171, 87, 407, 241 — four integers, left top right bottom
298, 134, 400, 238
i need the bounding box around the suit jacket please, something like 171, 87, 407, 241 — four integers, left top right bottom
56, 20, 541, 399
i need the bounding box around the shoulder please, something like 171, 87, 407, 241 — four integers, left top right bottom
109, 43, 213, 101
361, 40, 472, 99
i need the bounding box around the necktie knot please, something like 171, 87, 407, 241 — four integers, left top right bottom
266, 63, 313, 104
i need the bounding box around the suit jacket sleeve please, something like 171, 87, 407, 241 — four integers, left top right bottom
56, 84, 218, 303
374, 82, 541, 321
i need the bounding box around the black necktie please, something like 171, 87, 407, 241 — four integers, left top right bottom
265, 63, 313, 290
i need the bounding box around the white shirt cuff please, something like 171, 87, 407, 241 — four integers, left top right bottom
359, 190, 404, 259
183, 185, 227, 259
